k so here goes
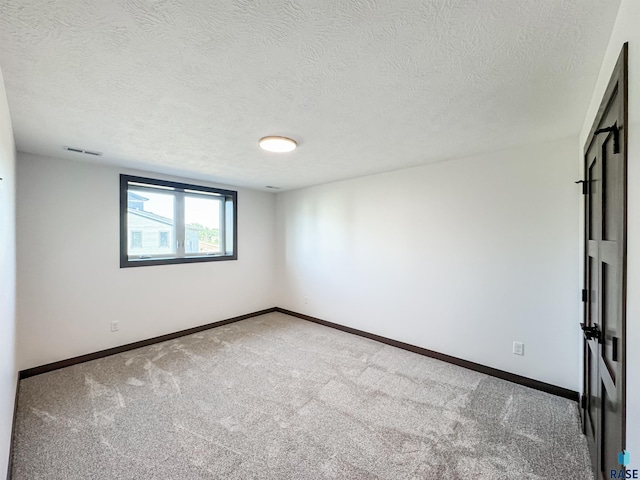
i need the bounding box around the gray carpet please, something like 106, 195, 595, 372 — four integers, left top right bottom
11, 312, 592, 479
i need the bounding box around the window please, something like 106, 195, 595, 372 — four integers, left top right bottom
120, 174, 237, 267
130, 231, 143, 249
158, 231, 169, 248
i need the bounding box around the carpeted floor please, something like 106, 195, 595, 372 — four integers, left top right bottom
11, 312, 592, 479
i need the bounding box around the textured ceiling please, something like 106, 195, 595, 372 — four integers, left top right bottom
0, 0, 620, 191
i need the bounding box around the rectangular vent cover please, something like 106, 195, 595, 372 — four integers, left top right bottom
64, 146, 103, 156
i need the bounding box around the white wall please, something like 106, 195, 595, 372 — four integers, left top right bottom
276, 137, 581, 390
17, 153, 277, 370
579, 0, 639, 455
0, 67, 17, 476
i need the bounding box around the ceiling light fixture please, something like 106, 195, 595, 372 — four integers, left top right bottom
258, 136, 297, 153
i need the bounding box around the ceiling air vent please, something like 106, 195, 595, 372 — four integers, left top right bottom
265, 186, 281, 190
64, 146, 103, 156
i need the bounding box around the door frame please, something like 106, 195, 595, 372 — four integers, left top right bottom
581, 42, 628, 477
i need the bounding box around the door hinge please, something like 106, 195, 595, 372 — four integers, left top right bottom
580, 395, 587, 409
575, 180, 588, 195
582, 289, 588, 302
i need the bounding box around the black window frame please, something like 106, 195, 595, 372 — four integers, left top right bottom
120, 174, 238, 268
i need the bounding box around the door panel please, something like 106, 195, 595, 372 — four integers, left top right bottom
603, 388, 620, 480
602, 261, 618, 380
603, 131, 621, 242
588, 160, 597, 240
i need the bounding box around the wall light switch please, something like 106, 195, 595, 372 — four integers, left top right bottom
513, 341, 524, 356
111, 321, 119, 332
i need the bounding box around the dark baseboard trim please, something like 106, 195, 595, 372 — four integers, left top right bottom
275, 308, 579, 402
6, 376, 19, 480
19, 308, 277, 379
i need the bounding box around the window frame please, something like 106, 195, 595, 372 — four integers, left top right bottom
120, 174, 238, 268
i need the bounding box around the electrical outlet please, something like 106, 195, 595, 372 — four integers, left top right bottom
111, 321, 119, 332
513, 341, 524, 356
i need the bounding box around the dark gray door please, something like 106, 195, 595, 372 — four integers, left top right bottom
582, 43, 627, 480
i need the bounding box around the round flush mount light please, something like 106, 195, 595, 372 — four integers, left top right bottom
258, 136, 297, 153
